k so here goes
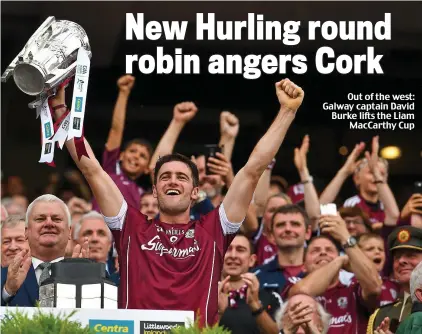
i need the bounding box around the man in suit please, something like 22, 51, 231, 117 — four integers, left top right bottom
1, 214, 29, 267
1, 194, 88, 307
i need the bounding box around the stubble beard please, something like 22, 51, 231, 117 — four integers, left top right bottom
157, 196, 190, 216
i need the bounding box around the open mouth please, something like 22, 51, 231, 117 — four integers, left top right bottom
127, 160, 139, 169
373, 257, 382, 264
166, 189, 181, 196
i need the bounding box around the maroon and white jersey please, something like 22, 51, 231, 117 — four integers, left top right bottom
317, 281, 369, 334
282, 280, 369, 334
351, 276, 400, 307
104, 200, 241, 327
343, 194, 385, 228
287, 183, 304, 204
92, 148, 144, 211
252, 221, 277, 265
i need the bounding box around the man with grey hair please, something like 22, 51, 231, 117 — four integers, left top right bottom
1, 214, 29, 267
1, 194, 89, 307
73, 211, 114, 273
410, 262, 422, 303
1, 197, 26, 216
275, 294, 331, 334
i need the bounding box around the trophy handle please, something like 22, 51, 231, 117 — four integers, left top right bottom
28, 93, 48, 110
1, 16, 56, 82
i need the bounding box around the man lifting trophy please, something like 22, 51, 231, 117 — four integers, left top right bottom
1, 16, 92, 164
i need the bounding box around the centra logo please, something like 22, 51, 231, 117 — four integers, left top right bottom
89, 319, 134, 334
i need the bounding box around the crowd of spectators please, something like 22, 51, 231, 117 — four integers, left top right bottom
1, 75, 422, 334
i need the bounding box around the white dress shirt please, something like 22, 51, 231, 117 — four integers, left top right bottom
32, 256, 64, 285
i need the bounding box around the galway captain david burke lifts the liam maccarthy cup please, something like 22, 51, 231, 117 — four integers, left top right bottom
50, 78, 304, 327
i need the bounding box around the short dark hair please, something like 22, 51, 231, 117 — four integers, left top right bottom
140, 189, 154, 199
270, 176, 289, 193
234, 230, 255, 255
304, 235, 341, 258
270, 204, 310, 231
153, 153, 199, 187
339, 206, 372, 232
123, 138, 154, 159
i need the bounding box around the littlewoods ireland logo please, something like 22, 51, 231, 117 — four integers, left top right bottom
140, 321, 184, 334
89, 319, 134, 333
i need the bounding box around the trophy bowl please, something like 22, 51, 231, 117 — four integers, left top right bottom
13, 63, 46, 95
2, 16, 92, 104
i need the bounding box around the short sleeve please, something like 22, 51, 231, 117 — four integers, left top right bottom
218, 203, 243, 235
199, 205, 242, 258
102, 200, 128, 257
102, 200, 128, 231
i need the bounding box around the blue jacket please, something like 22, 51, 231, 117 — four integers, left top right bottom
1, 263, 119, 307
252, 255, 305, 292
1, 265, 39, 307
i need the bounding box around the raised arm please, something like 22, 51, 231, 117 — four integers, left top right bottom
294, 135, 320, 231
218, 111, 239, 161
148, 102, 198, 173
319, 142, 365, 204
206, 151, 260, 235
253, 168, 272, 218
51, 87, 123, 217
223, 79, 304, 223
105, 75, 135, 151
288, 256, 346, 298
320, 214, 382, 300
366, 136, 400, 227
401, 194, 422, 227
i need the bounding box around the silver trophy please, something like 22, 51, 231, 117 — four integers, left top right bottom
1, 16, 91, 108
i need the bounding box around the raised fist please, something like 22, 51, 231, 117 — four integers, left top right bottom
117, 75, 135, 93
275, 78, 304, 112
220, 111, 239, 139
173, 102, 198, 124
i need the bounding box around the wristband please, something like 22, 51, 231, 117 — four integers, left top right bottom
52, 104, 67, 111
251, 305, 264, 317
301, 176, 313, 184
